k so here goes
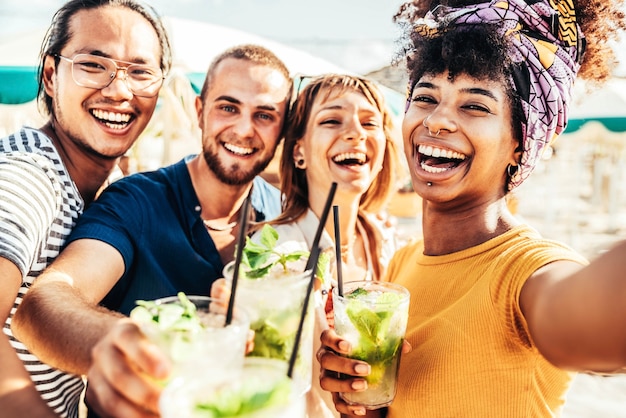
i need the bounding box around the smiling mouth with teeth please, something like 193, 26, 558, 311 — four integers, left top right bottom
224, 143, 255, 156
332, 152, 367, 166
418, 144, 467, 174
91, 109, 133, 130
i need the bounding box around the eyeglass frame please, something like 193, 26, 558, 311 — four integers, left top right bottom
53, 53, 166, 98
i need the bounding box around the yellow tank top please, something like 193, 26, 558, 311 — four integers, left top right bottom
387, 225, 587, 417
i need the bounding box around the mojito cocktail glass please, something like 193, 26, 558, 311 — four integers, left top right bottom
160, 357, 306, 418
131, 294, 249, 383
332, 280, 409, 409
223, 261, 314, 396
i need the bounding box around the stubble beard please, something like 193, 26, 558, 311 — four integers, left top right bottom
203, 145, 275, 186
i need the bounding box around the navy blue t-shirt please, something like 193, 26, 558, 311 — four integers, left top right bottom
67, 157, 281, 315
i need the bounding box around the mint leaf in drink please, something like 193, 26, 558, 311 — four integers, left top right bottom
347, 287, 369, 299
346, 300, 383, 344
194, 374, 291, 417
259, 222, 278, 249
345, 288, 403, 346
344, 287, 405, 385
240, 239, 273, 271
250, 322, 289, 360
250, 312, 301, 361
130, 292, 217, 363
236, 224, 332, 285
242, 262, 273, 279
239, 224, 308, 279
131, 292, 204, 334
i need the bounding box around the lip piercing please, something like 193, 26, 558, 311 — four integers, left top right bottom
423, 116, 440, 137
427, 182, 433, 187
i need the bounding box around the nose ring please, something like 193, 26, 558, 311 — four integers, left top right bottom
423, 116, 440, 137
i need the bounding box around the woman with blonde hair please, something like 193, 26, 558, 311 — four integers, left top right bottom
264, 73, 401, 416
272, 74, 400, 281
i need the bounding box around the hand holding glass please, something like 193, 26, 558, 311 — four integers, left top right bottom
130, 294, 249, 383
332, 280, 410, 409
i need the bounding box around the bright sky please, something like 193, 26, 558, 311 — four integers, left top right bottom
0, 0, 408, 74
0, 0, 406, 41
1, 0, 623, 75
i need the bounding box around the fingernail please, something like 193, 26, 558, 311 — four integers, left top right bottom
351, 379, 367, 391
353, 407, 366, 415
338, 340, 351, 352
354, 363, 370, 375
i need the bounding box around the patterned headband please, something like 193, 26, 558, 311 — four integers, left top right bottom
407, 0, 585, 190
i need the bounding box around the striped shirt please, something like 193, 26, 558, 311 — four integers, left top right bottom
1, 127, 85, 418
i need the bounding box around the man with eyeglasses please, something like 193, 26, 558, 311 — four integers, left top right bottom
0, 1, 171, 417
54, 53, 165, 98
13, 44, 292, 417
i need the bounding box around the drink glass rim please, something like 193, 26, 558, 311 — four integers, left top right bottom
333, 280, 410, 301
223, 260, 312, 289
149, 294, 250, 327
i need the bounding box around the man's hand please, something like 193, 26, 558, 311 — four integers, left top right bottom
84, 319, 171, 418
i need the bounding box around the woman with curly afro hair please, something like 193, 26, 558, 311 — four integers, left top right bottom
316, 1, 626, 417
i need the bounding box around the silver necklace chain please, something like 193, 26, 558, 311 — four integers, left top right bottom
202, 219, 237, 231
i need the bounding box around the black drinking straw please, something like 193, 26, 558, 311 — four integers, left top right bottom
287, 245, 321, 378
304, 182, 337, 272
225, 195, 251, 326
333, 205, 344, 297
